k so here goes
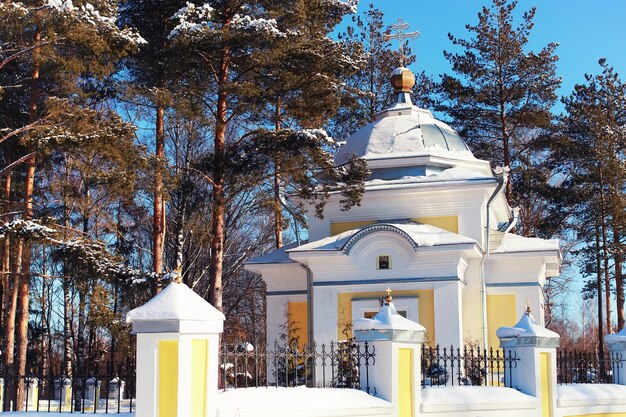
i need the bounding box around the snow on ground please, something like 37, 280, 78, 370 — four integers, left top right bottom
1, 411, 135, 417
557, 384, 626, 407
421, 386, 537, 413
216, 386, 391, 417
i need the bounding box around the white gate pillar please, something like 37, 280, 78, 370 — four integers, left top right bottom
497, 306, 560, 417
354, 288, 425, 417
127, 277, 225, 417
606, 327, 626, 385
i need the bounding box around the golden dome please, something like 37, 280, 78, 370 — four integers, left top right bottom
390, 67, 415, 93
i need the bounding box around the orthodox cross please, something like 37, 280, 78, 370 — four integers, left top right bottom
383, 18, 420, 67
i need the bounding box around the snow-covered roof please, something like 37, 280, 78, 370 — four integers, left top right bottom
334, 105, 475, 166
288, 221, 476, 254
245, 241, 303, 265
363, 167, 493, 191
126, 281, 224, 322
492, 232, 560, 253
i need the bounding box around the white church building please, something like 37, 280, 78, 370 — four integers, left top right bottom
244, 66, 560, 350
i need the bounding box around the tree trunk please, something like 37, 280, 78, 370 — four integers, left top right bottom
40, 245, 48, 379
208, 48, 230, 311
595, 216, 605, 379
14, 27, 41, 411
499, 97, 512, 201
4, 241, 22, 411
1, 169, 11, 332
614, 226, 625, 331
273, 101, 283, 249
63, 276, 72, 377
153, 103, 166, 294
62, 171, 72, 378
598, 173, 612, 333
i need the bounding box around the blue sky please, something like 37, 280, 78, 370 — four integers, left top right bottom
352, 0, 626, 113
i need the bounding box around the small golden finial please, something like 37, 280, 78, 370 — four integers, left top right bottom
526, 300, 532, 314
173, 268, 183, 284
385, 287, 393, 304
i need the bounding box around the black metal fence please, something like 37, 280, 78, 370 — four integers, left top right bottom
421, 345, 519, 387
1, 374, 136, 413
557, 350, 623, 384
220, 340, 375, 393
0, 349, 136, 414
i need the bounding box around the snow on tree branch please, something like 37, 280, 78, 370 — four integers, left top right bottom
321, 0, 359, 15
296, 129, 339, 148
168, 2, 214, 39
0, 219, 57, 240
41, 0, 147, 45
51, 237, 144, 279
230, 14, 285, 37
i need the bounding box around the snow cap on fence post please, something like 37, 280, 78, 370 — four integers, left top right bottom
606, 327, 626, 385
127, 274, 225, 417
497, 305, 559, 417
353, 287, 425, 417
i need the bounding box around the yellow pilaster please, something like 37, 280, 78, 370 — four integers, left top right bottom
191, 340, 208, 417
398, 348, 414, 417
159, 340, 179, 417
540, 352, 553, 417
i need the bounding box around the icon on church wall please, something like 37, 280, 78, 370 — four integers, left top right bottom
377, 255, 391, 270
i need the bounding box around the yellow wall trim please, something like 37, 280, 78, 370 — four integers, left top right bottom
540, 352, 553, 417
288, 301, 308, 346
191, 340, 208, 417
412, 216, 458, 234
331, 221, 374, 236
337, 290, 434, 344
330, 216, 458, 236
398, 348, 414, 417
159, 340, 178, 417
487, 294, 516, 349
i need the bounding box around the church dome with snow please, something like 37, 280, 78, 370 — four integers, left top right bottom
335, 66, 475, 169
334, 107, 472, 165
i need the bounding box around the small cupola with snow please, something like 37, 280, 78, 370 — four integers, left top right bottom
353, 287, 425, 343
496, 306, 560, 348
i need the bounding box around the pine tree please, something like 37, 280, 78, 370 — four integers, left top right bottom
240, 0, 365, 248
440, 0, 560, 235
558, 58, 626, 332
119, 0, 190, 293
0, 0, 143, 408
168, 0, 366, 311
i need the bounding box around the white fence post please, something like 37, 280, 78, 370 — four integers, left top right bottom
354, 289, 425, 417
497, 306, 560, 417
25, 378, 38, 411
54, 377, 72, 412
127, 278, 225, 417
606, 327, 626, 385
0, 378, 3, 413
85, 377, 100, 411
